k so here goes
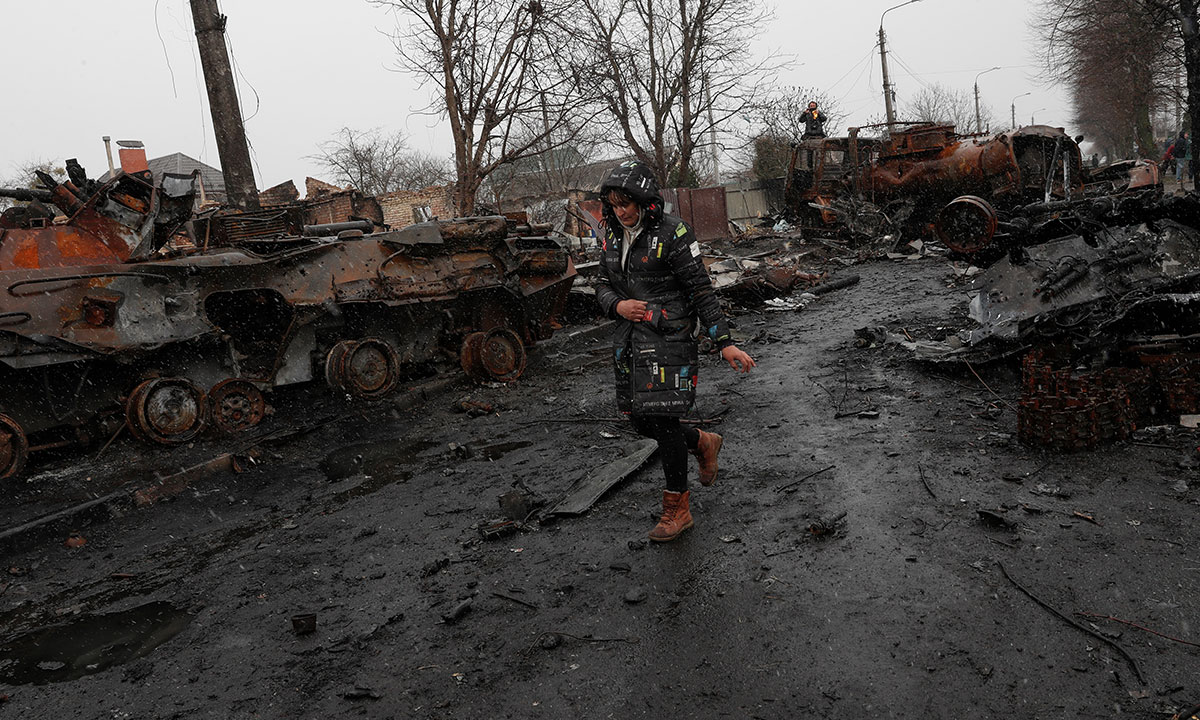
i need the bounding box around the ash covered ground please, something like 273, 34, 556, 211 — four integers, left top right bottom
1, 256, 1198, 719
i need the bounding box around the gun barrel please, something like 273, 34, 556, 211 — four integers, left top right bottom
0, 188, 54, 203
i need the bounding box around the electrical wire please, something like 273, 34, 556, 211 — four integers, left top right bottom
154, 0, 179, 98
827, 45, 877, 95
216, 0, 263, 184
889, 50, 935, 92
180, 2, 210, 164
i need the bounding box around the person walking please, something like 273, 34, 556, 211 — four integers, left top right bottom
594, 161, 756, 542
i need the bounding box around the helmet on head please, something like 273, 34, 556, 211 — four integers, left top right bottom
598, 161, 664, 229
599, 161, 661, 207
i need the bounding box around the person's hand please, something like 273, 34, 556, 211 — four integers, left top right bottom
616, 299, 648, 322
721, 345, 756, 373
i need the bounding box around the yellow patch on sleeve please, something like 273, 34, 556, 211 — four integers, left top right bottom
675, 223, 688, 238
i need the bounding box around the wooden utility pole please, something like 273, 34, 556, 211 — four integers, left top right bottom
190, 0, 259, 210
879, 26, 897, 128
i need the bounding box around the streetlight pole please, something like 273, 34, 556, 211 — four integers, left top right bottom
880, 0, 923, 129
1030, 108, 1046, 126
1010, 92, 1030, 130
974, 66, 1001, 134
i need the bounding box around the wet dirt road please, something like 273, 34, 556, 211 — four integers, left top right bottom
1, 256, 1197, 719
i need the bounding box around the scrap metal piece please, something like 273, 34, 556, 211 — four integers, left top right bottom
545, 439, 658, 516
208, 379, 266, 433
125, 378, 207, 445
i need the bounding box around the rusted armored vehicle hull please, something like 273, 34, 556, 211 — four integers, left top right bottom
784, 123, 1132, 257
0, 170, 574, 479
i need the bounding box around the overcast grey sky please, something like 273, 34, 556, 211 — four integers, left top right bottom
0, 0, 1069, 192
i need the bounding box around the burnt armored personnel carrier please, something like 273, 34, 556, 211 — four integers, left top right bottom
0, 165, 575, 479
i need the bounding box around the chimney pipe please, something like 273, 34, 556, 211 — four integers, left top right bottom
102, 136, 116, 176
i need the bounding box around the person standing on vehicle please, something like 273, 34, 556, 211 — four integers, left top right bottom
594, 161, 756, 542
802, 101, 827, 139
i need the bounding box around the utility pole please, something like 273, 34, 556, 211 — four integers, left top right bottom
1010, 92, 1030, 131
190, 0, 259, 210
974, 67, 1000, 135
879, 1, 923, 130
879, 26, 896, 128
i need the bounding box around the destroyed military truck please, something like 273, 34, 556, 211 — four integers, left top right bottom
0, 164, 575, 480
785, 122, 1157, 258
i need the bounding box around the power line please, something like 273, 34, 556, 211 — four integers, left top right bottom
154, 0, 179, 98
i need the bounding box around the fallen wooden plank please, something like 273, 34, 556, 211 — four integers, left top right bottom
545, 439, 657, 516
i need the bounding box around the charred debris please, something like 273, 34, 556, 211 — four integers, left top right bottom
0, 162, 575, 479
792, 122, 1200, 452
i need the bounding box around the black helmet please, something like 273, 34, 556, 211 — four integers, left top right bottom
598, 161, 662, 208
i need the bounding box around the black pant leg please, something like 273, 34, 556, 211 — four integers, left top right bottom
630, 415, 689, 492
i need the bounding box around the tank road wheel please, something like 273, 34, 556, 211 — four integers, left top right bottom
935, 195, 999, 257
208, 379, 267, 433
324, 340, 357, 393
460, 328, 527, 383
325, 338, 400, 398
0, 414, 29, 480
125, 378, 207, 445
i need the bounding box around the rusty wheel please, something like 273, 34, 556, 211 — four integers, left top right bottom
935, 195, 999, 256
342, 338, 400, 398
0, 414, 29, 480
125, 377, 206, 445
325, 338, 399, 398
209, 379, 267, 433
460, 328, 526, 383
324, 340, 357, 392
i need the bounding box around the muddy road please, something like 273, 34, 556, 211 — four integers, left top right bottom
1, 256, 1197, 719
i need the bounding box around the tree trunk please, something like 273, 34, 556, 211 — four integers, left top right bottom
1181, 0, 1200, 177
1135, 100, 1156, 157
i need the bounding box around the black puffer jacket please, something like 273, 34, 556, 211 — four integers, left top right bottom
594, 162, 732, 417
803, 108, 827, 137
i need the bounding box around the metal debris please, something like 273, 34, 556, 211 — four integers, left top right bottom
544, 439, 658, 516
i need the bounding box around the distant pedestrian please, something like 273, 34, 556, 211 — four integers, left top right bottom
594, 161, 756, 542
802, 101, 827, 139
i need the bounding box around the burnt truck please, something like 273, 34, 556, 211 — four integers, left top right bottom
786, 122, 1160, 257
0, 166, 575, 479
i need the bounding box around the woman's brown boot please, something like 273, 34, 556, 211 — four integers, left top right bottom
648, 490, 694, 542
692, 430, 723, 486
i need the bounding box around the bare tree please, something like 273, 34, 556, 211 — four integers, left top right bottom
739, 86, 841, 181
1137, 0, 1200, 172
373, 0, 583, 215
574, 0, 780, 188
0, 159, 65, 211
901, 83, 994, 132
1032, 1, 1173, 157
309, 127, 450, 196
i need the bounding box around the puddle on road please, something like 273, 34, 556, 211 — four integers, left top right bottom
0, 601, 192, 685
470, 440, 533, 461
321, 439, 437, 482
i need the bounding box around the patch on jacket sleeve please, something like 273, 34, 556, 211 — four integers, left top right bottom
675, 223, 688, 238
689, 241, 701, 258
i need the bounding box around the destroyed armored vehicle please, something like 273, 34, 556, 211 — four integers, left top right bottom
0, 166, 575, 480
785, 122, 1159, 259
